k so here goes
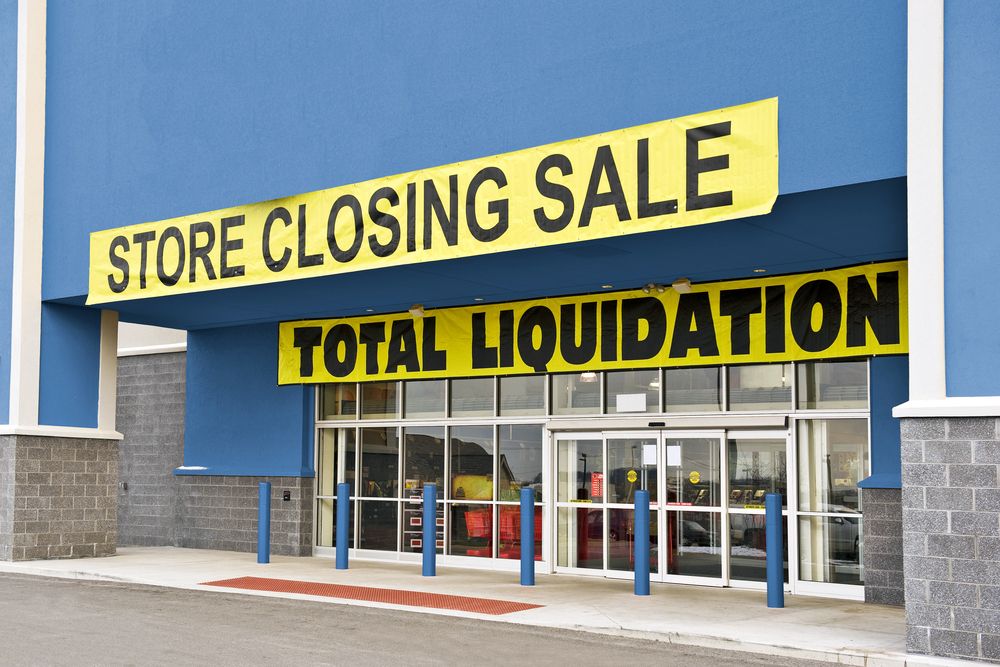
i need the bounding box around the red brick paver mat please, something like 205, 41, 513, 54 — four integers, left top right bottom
200, 576, 544, 615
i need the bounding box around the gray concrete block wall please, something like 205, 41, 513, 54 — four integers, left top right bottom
861, 487, 904, 606
117, 352, 314, 557
902, 416, 1000, 663
0, 435, 118, 561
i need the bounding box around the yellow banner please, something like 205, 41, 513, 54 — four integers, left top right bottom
88, 99, 778, 304
278, 261, 907, 385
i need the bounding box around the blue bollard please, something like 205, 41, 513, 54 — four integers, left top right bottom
766, 492, 784, 608
423, 484, 437, 576
520, 487, 535, 586
336, 482, 350, 570
257, 481, 271, 564
634, 490, 650, 595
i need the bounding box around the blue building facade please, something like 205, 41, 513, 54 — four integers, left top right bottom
0, 1, 997, 662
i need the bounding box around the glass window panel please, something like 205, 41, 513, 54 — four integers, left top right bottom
797, 360, 869, 410
450, 504, 494, 558
499, 375, 545, 416
401, 498, 443, 554
404, 379, 446, 419
360, 428, 399, 498
343, 428, 357, 496
664, 367, 722, 412
606, 508, 659, 574
557, 506, 603, 569
497, 505, 542, 561
317, 429, 339, 497
552, 372, 601, 415
498, 424, 544, 502
359, 500, 397, 551
797, 419, 868, 512
605, 369, 659, 414
557, 438, 603, 503
320, 384, 357, 420
403, 426, 445, 491
664, 438, 720, 507
665, 511, 721, 578
727, 438, 787, 508
316, 498, 355, 548
450, 425, 494, 501
728, 364, 792, 411
451, 377, 494, 417
361, 382, 398, 419
607, 438, 657, 504
729, 514, 787, 583
799, 516, 862, 584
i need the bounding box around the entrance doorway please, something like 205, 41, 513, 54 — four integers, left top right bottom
554, 430, 790, 589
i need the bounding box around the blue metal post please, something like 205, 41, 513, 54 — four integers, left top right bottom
520, 487, 535, 586
422, 484, 437, 576
336, 482, 349, 570
634, 490, 650, 595
766, 492, 784, 608
257, 482, 271, 564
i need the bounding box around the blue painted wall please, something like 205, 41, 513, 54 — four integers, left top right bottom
859, 355, 909, 489
0, 0, 17, 424
41, 0, 906, 304
181, 323, 314, 476
943, 4, 1000, 398
37, 303, 101, 428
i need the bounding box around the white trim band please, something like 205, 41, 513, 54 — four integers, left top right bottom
117, 342, 188, 357
894, 398, 1000, 419
0, 424, 123, 440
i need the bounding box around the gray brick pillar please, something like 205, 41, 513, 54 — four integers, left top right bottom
902, 416, 1000, 663
861, 487, 904, 605
0, 435, 119, 561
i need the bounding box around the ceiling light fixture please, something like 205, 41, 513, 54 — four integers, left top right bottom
753, 268, 767, 273
641, 283, 666, 294
672, 278, 692, 294
602, 285, 614, 289
408, 304, 425, 317
579, 371, 598, 382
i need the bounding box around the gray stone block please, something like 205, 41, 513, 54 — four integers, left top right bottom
906, 578, 929, 603
907, 625, 931, 653
950, 465, 999, 488
902, 441, 924, 463
903, 463, 948, 487
977, 489, 1000, 512
904, 555, 951, 581
982, 634, 1000, 662
975, 442, 1000, 464
902, 418, 946, 441
951, 511, 1000, 536
906, 602, 953, 628
926, 487, 974, 511
929, 629, 978, 657
929, 580, 979, 607
927, 534, 976, 558
950, 558, 1000, 585
904, 508, 949, 534
956, 608, 1000, 635
982, 586, 1000, 610
902, 486, 925, 509
949, 417, 998, 441
925, 440, 972, 464
905, 533, 927, 556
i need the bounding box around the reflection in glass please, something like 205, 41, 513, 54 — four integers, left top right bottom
552, 373, 601, 415
605, 369, 659, 414
729, 514, 787, 582
798, 419, 868, 512
317, 429, 339, 497
664, 367, 722, 412
361, 382, 398, 419
497, 504, 542, 561
450, 426, 494, 501
403, 427, 445, 491
728, 439, 787, 508
499, 375, 545, 416
607, 438, 657, 504
360, 428, 398, 498
728, 364, 792, 410
607, 508, 659, 574
664, 438, 720, 506
665, 511, 721, 578
404, 379, 446, 418
557, 507, 603, 569
557, 439, 603, 503
402, 501, 443, 554
498, 424, 544, 502
799, 515, 863, 584
321, 384, 357, 419
451, 377, 494, 417
359, 500, 397, 551
343, 429, 357, 496
797, 360, 868, 410
450, 504, 493, 557
316, 498, 355, 548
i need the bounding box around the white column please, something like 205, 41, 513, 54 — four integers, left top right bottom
9, 0, 46, 429
97, 310, 119, 433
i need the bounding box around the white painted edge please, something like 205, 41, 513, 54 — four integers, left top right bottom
117, 342, 188, 357
894, 398, 1000, 419
97, 310, 118, 431
9, 0, 46, 428
907, 0, 946, 401
0, 424, 123, 440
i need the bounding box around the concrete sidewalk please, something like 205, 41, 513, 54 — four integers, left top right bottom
0, 547, 976, 667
